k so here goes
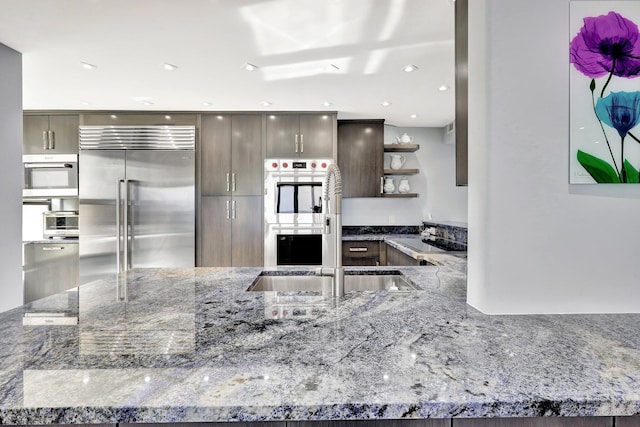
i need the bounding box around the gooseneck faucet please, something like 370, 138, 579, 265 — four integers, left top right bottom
319, 163, 344, 297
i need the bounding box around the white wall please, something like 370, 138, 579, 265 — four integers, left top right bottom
342, 125, 468, 225
0, 43, 23, 313
467, 0, 640, 314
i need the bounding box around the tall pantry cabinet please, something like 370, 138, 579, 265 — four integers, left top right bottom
199, 114, 263, 267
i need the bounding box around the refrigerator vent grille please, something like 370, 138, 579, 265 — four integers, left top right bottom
79, 125, 195, 150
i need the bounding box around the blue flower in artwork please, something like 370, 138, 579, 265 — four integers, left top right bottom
595, 91, 640, 137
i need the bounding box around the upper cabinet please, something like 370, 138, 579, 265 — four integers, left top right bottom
23, 114, 79, 154
200, 114, 263, 196
266, 113, 336, 159
337, 119, 385, 198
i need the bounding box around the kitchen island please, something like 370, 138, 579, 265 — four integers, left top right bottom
1, 259, 640, 425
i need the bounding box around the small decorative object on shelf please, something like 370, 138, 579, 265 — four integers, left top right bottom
398, 176, 411, 193
383, 177, 395, 193
389, 154, 406, 170
396, 133, 414, 144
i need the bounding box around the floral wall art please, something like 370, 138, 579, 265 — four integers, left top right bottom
570, 1, 640, 184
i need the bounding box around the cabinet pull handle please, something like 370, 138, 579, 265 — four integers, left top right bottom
349, 247, 368, 252
42, 246, 64, 251
232, 173, 236, 192
226, 200, 230, 219
48, 130, 55, 150
231, 200, 236, 219
42, 131, 48, 150
295, 134, 299, 152
300, 134, 304, 153
380, 176, 384, 194
226, 173, 230, 192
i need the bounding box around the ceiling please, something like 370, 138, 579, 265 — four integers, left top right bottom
0, 0, 455, 127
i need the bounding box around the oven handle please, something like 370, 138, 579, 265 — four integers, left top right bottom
24, 163, 74, 169
269, 225, 324, 231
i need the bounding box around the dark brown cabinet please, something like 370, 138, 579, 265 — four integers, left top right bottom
342, 240, 382, 266
385, 243, 421, 266
199, 114, 263, 267
266, 113, 335, 159
201, 114, 262, 196
337, 119, 385, 198
23, 114, 79, 154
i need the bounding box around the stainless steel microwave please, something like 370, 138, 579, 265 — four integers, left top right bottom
23, 154, 78, 198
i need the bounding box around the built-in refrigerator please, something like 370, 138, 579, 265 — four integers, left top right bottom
79, 126, 195, 285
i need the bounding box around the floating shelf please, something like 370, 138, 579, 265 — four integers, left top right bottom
384, 144, 420, 152
384, 168, 419, 175
381, 193, 418, 198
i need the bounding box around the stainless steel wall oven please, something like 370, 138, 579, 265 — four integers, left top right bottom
264, 159, 332, 266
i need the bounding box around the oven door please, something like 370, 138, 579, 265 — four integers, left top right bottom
264, 224, 324, 266
23, 154, 78, 197
264, 172, 324, 226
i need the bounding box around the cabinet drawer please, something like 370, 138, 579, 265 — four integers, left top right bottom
342, 241, 381, 266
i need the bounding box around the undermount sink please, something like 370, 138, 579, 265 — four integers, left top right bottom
247, 272, 417, 293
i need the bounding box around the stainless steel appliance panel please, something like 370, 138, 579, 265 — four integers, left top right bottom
24, 242, 79, 303
124, 150, 195, 269
23, 154, 78, 198
79, 148, 195, 285
79, 150, 126, 284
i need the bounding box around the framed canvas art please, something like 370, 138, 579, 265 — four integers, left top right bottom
570, 1, 640, 184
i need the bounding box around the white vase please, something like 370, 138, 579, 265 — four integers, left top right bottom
383, 177, 395, 193
398, 177, 410, 193
389, 155, 406, 170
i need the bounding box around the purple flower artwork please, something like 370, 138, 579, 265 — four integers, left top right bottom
570, 3, 640, 184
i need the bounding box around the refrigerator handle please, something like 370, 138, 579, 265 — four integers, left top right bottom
116, 179, 123, 273
123, 179, 130, 271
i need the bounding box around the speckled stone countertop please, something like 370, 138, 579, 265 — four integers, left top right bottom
1, 262, 640, 424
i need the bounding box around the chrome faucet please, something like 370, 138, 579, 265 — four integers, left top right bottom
317, 163, 344, 297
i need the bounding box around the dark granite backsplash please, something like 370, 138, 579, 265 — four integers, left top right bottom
422, 221, 468, 245
342, 225, 420, 236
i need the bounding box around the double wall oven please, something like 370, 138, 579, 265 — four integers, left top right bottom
264, 159, 332, 266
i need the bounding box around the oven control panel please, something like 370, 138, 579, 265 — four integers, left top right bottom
264, 159, 333, 172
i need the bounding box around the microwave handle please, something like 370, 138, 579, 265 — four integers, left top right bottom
24, 163, 74, 169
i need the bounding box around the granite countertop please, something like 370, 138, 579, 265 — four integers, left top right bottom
1, 261, 640, 424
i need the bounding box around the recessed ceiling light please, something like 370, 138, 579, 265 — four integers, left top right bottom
381, 101, 391, 107
165, 115, 171, 120
321, 101, 333, 107
163, 63, 178, 71
202, 102, 212, 107
403, 64, 418, 73
410, 114, 418, 119
261, 101, 272, 107
110, 114, 117, 119
81, 62, 96, 70
244, 63, 259, 71
143, 101, 154, 106
439, 85, 450, 91
80, 100, 90, 105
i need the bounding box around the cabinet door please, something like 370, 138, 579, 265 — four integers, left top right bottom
386, 243, 420, 266
266, 114, 299, 158
342, 240, 380, 266
231, 196, 263, 266
299, 114, 334, 158
23, 115, 51, 154
201, 114, 232, 196
337, 119, 384, 197
48, 115, 79, 153
231, 115, 263, 196
200, 196, 232, 267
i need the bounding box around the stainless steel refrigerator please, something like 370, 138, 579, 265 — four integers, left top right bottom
79, 126, 195, 285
